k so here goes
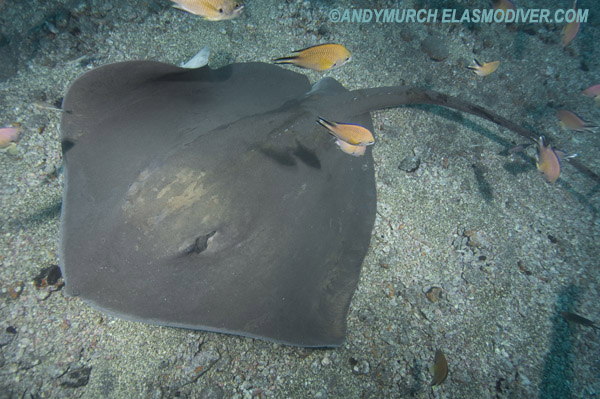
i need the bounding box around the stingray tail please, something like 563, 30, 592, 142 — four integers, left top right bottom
345, 86, 600, 183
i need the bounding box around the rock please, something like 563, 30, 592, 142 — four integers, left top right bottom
420, 36, 449, 61
425, 286, 443, 303
398, 156, 420, 173
60, 366, 92, 388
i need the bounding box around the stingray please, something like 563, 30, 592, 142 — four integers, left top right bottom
59, 61, 597, 347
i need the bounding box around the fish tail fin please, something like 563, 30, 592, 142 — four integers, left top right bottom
316, 117, 338, 139
466, 59, 481, 71
316, 117, 336, 130
273, 56, 298, 65
585, 126, 599, 133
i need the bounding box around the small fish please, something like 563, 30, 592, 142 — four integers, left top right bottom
32, 100, 63, 112
316, 117, 374, 146
492, 0, 516, 11
430, 349, 448, 386
170, 0, 243, 21
274, 44, 351, 72
467, 59, 499, 77
536, 136, 577, 184
556, 110, 598, 133
560, 311, 599, 329
582, 84, 600, 101
335, 139, 366, 157
561, 0, 580, 47
0, 126, 22, 149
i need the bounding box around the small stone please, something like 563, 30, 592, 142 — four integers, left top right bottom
60, 366, 92, 388
183, 346, 220, 379
425, 286, 443, 303
54, 8, 71, 29
317, 24, 328, 36
398, 156, 420, 173
352, 359, 370, 375
378, 257, 391, 269
33, 264, 63, 288
8, 281, 24, 299
199, 385, 225, 399
543, 65, 554, 76
358, 308, 375, 324
314, 391, 327, 399
517, 261, 532, 276
463, 230, 492, 249
421, 36, 449, 61
60, 320, 71, 330
0, 326, 17, 346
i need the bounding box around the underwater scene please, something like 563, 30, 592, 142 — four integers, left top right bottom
0, 0, 599, 397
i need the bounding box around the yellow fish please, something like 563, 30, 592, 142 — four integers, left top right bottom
170, 0, 243, 20
536, 136, 576, 183
430, 349, 448, 386
317, 117, 374, 146
582, 84, 600, 101
274, 44, 351, 72
492, 0, 516, 11
467, 59, 499, 77
0, 126, 21, 149
561, 0, 580, 47
556, 109, 598, 133
335, 139, 366, 157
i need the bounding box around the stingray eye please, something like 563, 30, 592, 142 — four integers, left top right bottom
218, 7, 223, 13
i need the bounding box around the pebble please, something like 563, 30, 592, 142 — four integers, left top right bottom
378, 257, 391, 269
183, 346, 220, 379
0, 327, 17, 346
351, 359, 370, 375
425, 286, 443, 303
398, 156, 421, 173
60, 366, 92, 388
420, 36, 449, 61
199, 385, 225, 399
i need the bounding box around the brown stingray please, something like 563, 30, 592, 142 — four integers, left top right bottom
59, 61, 597, 347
